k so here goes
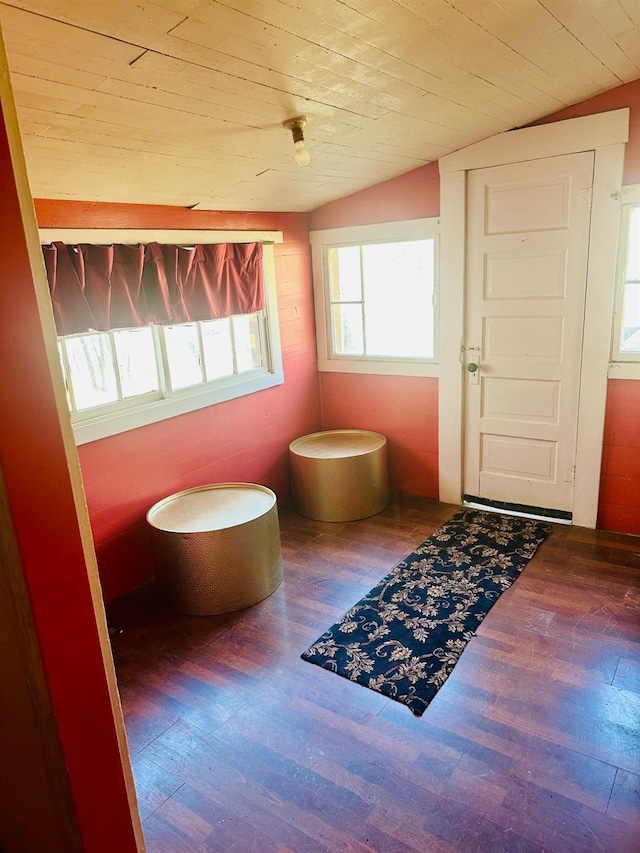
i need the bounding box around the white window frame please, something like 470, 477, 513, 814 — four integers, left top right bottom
310, 219, 439, 377
40, 229, 284, 445
609, 184, 640, 380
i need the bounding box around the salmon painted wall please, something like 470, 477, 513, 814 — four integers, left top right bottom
321, 373, 439, 498
599, 380, 640, 535
36, 201, 321, 602
310, 162, 441, 500
309, 161, 440, 231
310, 82, 640, 532
1, 95, 140, 849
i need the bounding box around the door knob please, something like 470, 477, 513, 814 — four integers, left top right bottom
467, 362, 479, 373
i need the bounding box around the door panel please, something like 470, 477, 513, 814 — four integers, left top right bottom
483, 316, 564, 362
464, 152, 594, 513
485, 175, 571, 233
482, 435, 556, 479
482, 378, 559, 424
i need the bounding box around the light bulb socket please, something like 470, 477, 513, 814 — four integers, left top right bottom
283, 115, 307, 145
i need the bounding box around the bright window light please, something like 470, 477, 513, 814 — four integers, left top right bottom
613, 202, 640, 360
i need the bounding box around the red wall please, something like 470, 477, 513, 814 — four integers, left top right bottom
36, 201, 321, 602
599, 380, 640, 535
310, 82, 640, 531
321, 374, 438, 498
1, 105, 139, 849
310, 161, 440, 231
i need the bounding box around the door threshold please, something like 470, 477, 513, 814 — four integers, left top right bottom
463, 495, 572, 525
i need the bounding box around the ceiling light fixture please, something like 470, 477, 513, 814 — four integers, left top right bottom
282, 115, 310, 166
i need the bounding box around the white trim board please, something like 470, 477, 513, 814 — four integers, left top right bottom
438, 108, 629, 529
39, 228, 284, 244
439, 109, 629, 173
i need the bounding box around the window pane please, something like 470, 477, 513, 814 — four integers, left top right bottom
65, 334, 118, 410
361, 240, 435, 358
164, 323, 204, 390
332, 303, 364, 355
626, 207, 640, 281
201, 319, 234, 380
328, 246, 362, 302
233, 314, 263, 372
57, 341, 73, 410
113, 327, 159, 398
621, 282, 640, 353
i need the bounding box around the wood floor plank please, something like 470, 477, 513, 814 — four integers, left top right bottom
128, 751, 184, 821
107, 495, 640, 852
613, 656, 640, 695
607, 768, 640, 823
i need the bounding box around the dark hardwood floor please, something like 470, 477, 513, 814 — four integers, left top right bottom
107, 495, 640, 852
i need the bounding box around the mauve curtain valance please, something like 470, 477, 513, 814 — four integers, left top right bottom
42, 241, 265, 336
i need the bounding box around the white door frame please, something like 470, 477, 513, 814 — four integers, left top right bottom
438, 108, 629, 527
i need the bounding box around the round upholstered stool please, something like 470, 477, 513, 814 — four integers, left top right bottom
146, 483, 283, 616
289, 429, 389, 522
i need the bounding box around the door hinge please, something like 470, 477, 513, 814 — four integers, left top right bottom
564, 465, 576, 484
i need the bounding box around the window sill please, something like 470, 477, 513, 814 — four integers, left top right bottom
608, 362, 640, 380
318, 357, 439, 378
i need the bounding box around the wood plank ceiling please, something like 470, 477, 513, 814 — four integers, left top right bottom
0, 0, 639, 212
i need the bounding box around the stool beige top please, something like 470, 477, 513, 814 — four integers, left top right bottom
289, 429, 386, 460
147, 483, 276, 534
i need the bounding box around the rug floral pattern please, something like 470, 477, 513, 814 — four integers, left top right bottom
301, 509, 552, 716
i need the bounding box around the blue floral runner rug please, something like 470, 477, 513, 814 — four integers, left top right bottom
301, 508, 552, 716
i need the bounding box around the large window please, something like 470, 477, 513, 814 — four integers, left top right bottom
311, 219, 438, 376
612, 198, 640, 366
41, 230, 284, 444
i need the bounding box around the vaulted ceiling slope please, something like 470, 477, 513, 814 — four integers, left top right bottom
0, 0, 639, 213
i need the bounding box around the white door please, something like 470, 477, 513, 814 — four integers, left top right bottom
463, 151, 595, 515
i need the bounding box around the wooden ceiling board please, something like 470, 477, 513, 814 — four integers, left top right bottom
169, 21, 427, 109
619, 0, 640, 26
16, 107, 275, 172
4, 0, 187, 42
538, 0, 640, 79
9, 54, 108, 93
0, 0, 638, 211
449, 0, 562, 41
11, 73, 260, 143
382, 0, 517, 59
110, 50, 385, 138
285, 3, 579, 113
617, 28, 640, 67
161, 32, 407, 118
18, 118, 427, 211
471, 54, 568, 111
541, 27, 625, 90
0, 7, 145, 70
216, 0, 470, 86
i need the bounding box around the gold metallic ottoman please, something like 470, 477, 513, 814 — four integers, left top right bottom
146, 483, 283, 616
289, 429, 389, 522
